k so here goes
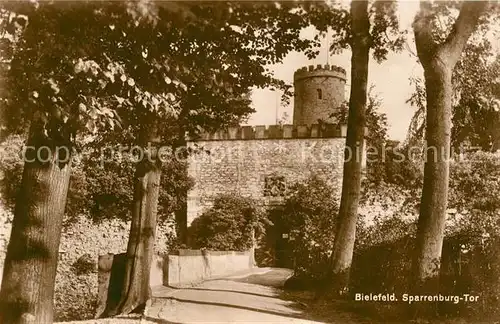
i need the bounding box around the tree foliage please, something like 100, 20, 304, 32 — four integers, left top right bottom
188, 194, 267, 252
0, 1, 334, 145
281, 175, 338, 282
447, 151, 500, 240
0, 1, 355, 319
331, 86, 389, 185
0, 135, 193, 224
308, 0, 405, 63
406, 4, 500, 151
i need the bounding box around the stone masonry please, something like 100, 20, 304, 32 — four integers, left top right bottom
186, 124, 349, 224
293, 64, 346, 125
185, 64, 350, 223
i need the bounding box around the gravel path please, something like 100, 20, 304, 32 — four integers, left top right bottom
57, 315, 145, 324
58, 268, 319, 324
145, 267, 325, 323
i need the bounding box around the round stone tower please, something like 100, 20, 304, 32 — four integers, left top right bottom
293, 64, 347, 125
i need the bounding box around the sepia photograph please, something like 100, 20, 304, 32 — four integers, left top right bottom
0, 0, 499, 323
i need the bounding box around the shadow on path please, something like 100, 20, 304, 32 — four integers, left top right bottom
215, 267, 293, 288
155, 296, 311, 321
147, 268, 325, 323
164, 287, 278, 299
142, 316, 183, 324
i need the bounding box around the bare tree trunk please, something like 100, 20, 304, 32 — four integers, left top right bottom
105, 123, 162, 316
410, 0, 487, 317
0, 125, 71, 324
174, 200, 188, 246
173, 135, 188, 246
328, 0, 369, 296
411, 61, 452, 299
249, 225, 256, 267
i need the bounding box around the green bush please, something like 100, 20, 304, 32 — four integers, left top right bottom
188, 194, 268, 251
448, 151, 500, 239
351, 217, 414, 298
71, 253, 96, 276
280, 175, 338, 282
0, 135, 24, 209
0, 136, 193, 225
0, 135, 91, 221
350, 151, 500, 320
445, 151, 500, 319
84, 150, 194, 223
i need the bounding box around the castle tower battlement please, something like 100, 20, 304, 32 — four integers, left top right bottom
293, 64, 346, 81
293, 64, 347, 126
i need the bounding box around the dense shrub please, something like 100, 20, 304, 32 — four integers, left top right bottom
448, 151, 500, 239
280, 175, 338, 282
0, 135, 190, 320
351, 237, 412, 296
0, 135, 24, 209
0, 135, 90, 221
188, 194, 268, 251
71, 253, 96, 276
0, 136, 194, 225
350, 151, 500, 320
83, 149, 194, 223
352, 216, 415, 299
444, 151, 500, 319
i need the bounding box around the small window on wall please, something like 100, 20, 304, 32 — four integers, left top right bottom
317, 88, 322, 99
264, 176, 286, 197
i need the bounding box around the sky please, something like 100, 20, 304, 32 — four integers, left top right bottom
246, 1, 422, 142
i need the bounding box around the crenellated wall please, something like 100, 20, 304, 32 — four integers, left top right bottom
184, 63, 352, 226
188, 123, 348, 141
293, 64, 347, 81
184, 121, 372, 223
185, 135, 348, 224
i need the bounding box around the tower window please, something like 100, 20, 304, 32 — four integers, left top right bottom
317, 88, 322, 99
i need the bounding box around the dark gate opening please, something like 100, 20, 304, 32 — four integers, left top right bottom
268, 207, 293, 269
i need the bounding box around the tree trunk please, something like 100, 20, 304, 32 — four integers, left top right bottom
173, 136, 188, 246
410, 0, 487, 317
105, 124, 162, 316
173, 129, 189, 248
174, 200, 188, 246
327, 0, 369, 297
0, 127, 71, 324
411, 60, 452, 305
249, 225, 256, 268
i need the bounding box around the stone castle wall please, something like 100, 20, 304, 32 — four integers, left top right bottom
0, 207, 174, 321
186, 124, 348, 223
293, 64, 347, 125
188, 122, 346, 141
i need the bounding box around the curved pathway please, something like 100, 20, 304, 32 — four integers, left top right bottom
145, 268, 325, 324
